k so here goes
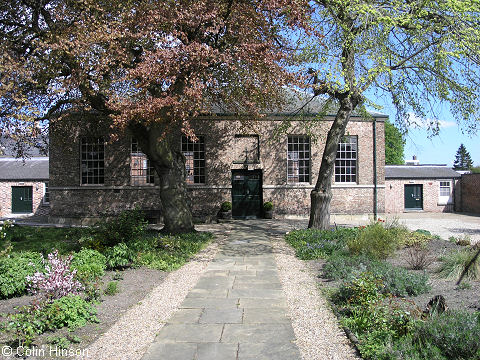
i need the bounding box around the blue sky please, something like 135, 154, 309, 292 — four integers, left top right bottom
372, 99, 479, 167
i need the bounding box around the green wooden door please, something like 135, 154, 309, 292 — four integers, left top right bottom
12, 186, 33, 213
404, 184, 423, 210
232, 170, 262, 219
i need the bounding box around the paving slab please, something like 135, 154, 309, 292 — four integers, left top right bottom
141, 223, 301, 360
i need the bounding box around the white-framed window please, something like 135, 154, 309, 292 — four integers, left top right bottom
335, 136, 357, 183
81, 137, 105, 185
439, 180, 452, 204
287, 136, 310, 183
131, 138, 155, 186
181, 135, 205, 184
43, 181, 50, 204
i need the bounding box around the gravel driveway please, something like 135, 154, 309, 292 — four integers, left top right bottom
386, 212, 480, 244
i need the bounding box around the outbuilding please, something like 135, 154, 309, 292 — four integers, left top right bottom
385, 163, 461, 213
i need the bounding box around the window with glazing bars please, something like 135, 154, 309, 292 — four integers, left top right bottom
335, 136, 357, 183
43, 182, 49, 204
131, 138, 155, 185
439, 181, 451, 197
287, 136, 310, 183
181, 135, 205, 184
81, 137, 104, 185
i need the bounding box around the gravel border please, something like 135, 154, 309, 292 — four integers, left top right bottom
77, 237, 222, 360
272, 236, 360, 360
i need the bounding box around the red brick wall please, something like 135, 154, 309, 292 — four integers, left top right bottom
49, 115, 386, 223
460, 174, 480, 214
0, 181, 50, 217
385, 179, 456, 213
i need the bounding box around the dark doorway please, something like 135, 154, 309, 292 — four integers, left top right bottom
12, 186, 33, 213
232, 170, 262, 219
404, 184, 423, 210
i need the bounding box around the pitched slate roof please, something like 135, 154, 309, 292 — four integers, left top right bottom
0, 157, 49, 180
210, 89, 387, 118
385, 165, 461, 179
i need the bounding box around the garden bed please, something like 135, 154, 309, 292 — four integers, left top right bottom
0, 210, 214, 356
286, 222, 480, 360
0, 267, 167, 354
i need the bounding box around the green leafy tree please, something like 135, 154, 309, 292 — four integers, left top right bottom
385, 120, 405, 165
0, 0, 308, 233
453, 144, 473, 170
303, 0, 480, 229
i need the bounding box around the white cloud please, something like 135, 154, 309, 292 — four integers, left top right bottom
406, 112, 456, 129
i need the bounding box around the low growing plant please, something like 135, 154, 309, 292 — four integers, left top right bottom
104, 281, 119, 295
285, 228, 356, 260
133, 232, 213, 270
5, 296, 97, 346
104, 242, 134, 269
324, 254, 430, 297
220, 201, 232, 211
43, 295, 97, 330
412, 310, 480, 360
0, 251, 44, 298
436, 248, 480, 280
71, 248, 107, 284
263, 201, 273, 211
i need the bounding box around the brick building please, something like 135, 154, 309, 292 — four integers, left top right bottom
49, 99, 386, 224
385, 164, 461, 213
0, 157, 50, 218
458, 173, 480, 214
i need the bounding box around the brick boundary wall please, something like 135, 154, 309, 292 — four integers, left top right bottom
460, 174, 480, 214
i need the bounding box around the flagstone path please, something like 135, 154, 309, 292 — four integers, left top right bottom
141, 224, 301, 360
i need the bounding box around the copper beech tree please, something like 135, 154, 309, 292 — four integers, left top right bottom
303, 0, 480, 229
0, 0, 309, 233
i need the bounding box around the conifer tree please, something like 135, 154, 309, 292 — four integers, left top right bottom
453, 144, 473, 170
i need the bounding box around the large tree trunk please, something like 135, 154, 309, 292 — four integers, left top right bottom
130, 122, 195, 234
308, 96, 358, 229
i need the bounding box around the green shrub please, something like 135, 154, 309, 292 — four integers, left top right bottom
402, 231, 433, 248
104, 281, 119, 296
94, 208, 148, 248
285, 228, 356, 260
220, 201, 232, 211
263, 201, 273, 211
4, 296, 97, 346
43, 295, 97, 330
323, 253, 374, 280
336, 272, 384, 306
436, 248, 480, 280
348, 222, 402, 260
324, 254, 430, 297
104, 242, 134, 269
412, 311, 480, 360
71, 248, 107, 284
0, 251, 44, 298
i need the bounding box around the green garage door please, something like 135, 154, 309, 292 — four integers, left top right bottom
12, 186, 33, 213
232, 170, 262, 219
404, 184, 423, 210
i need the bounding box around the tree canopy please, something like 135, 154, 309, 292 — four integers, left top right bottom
453, 144, 473, 170
0, 0, 309, 232
385, 120, 405, 165
302, 0, 480, 228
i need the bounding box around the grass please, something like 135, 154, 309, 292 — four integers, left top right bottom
436, 248, 480, 280
6, 225, 89, 254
